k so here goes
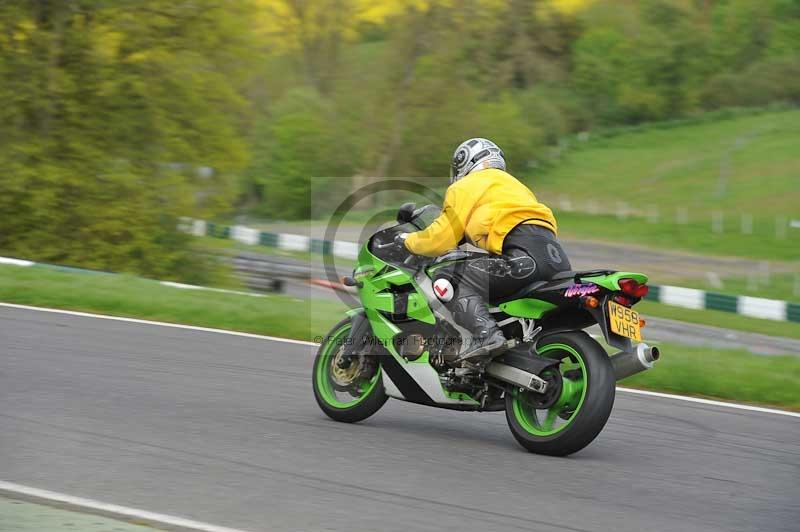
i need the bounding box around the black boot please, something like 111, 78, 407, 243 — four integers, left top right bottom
451, 294, 508, 363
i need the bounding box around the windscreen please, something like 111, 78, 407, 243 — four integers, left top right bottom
409, 204, 441, 230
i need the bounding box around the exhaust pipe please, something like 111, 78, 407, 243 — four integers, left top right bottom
488, 343, 661, 390
611, 343, 660, 381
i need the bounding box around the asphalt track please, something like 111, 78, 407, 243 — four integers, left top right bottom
1, 306, 798, 532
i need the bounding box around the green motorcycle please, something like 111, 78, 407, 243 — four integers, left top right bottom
313, 204, 660, 456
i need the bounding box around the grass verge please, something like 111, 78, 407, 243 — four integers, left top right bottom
535, 109, 800, 261
622, 342, 800, 410
636, 300, 800, 340
2, 264, 797, 410
556, 210, 798, 261
0, 265, 346, 342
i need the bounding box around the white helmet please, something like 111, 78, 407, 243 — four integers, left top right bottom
450, 138, 506, 183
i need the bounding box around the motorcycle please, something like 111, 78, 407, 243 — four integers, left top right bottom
312, 203, 660, 456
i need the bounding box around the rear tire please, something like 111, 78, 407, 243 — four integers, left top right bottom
504, 331, 615, 456
313, 318, 388, 423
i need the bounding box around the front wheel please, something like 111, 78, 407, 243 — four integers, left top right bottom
504, 332, 615, 456
313, 318, 387, 423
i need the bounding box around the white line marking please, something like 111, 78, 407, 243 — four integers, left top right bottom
159, 281, 268, 298
1, 302, 797, 418
616, 387, 800, 418
0, 302, 318, 347
0, 256, 35, 267
0, 480, 252, 532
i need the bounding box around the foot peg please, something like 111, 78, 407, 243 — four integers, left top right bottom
456, 338, 517, 365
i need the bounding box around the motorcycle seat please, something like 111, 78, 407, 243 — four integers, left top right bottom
492, 269, 617, 304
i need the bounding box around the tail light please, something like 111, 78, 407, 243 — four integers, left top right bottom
618, 278, 649, 298
614, 295, 633, 306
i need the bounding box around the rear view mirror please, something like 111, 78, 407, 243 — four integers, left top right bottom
397, 202, 416, 223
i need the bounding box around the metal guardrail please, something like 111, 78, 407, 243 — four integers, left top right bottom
228, 254, 307, 292
226, 252, 350, 294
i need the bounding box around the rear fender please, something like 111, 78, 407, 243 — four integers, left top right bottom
581, 271, 648, 291
535, 300, 631, 352
585, 295, 631, 351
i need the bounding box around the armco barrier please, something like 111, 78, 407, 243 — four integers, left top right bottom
187, 219, 799, 323
188, 219, 798, 323
6, 216, 796, 323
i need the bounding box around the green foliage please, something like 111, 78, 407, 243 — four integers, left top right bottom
245, 88, 355, 219
0, 1, 254, 280
244, 0, 800, 221
1, 0, 798, 271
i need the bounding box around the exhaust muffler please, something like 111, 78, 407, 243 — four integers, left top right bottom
486, 362, 549, 393
611, 343, 660, 381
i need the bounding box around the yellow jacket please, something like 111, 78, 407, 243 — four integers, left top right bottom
405, 169, 557, 257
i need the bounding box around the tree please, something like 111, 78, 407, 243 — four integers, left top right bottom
0, 1, 256, 279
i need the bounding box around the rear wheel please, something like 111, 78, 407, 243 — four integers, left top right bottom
504, 331, 615, 456
313, 318, 387, 423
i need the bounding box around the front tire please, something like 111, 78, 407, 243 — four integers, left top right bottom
504, 331, 615, 456
313, 318, 387, 423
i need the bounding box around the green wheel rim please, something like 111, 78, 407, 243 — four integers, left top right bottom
315, 323, 381, 409
511, 343, 588, 437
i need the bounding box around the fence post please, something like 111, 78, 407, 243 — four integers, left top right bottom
647, 206, 660, 224
712, 211, 724, 234
759, 261, 771, 285
747, 271, 759, 291
706, 271, 723, 289
616, 201, 629, 220
775, 216, 787, 239
676, 207, 689, 225
741, 213, 753, 235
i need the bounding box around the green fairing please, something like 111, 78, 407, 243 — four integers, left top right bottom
358, 287, 395, 313
353, 265, 375, 278
407, 292, 436, 324
500, 298, 557, 318
356, 244, 435, 324
365, 308, 401, 356
369, 269, 407, 286
582, 271, 648, 291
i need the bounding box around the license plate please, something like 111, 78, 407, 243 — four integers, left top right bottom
608, 301, 642, 341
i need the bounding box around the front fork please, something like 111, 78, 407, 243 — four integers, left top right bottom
337, 308, 371, 369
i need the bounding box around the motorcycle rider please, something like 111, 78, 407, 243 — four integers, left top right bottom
397, 138, 572, 359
